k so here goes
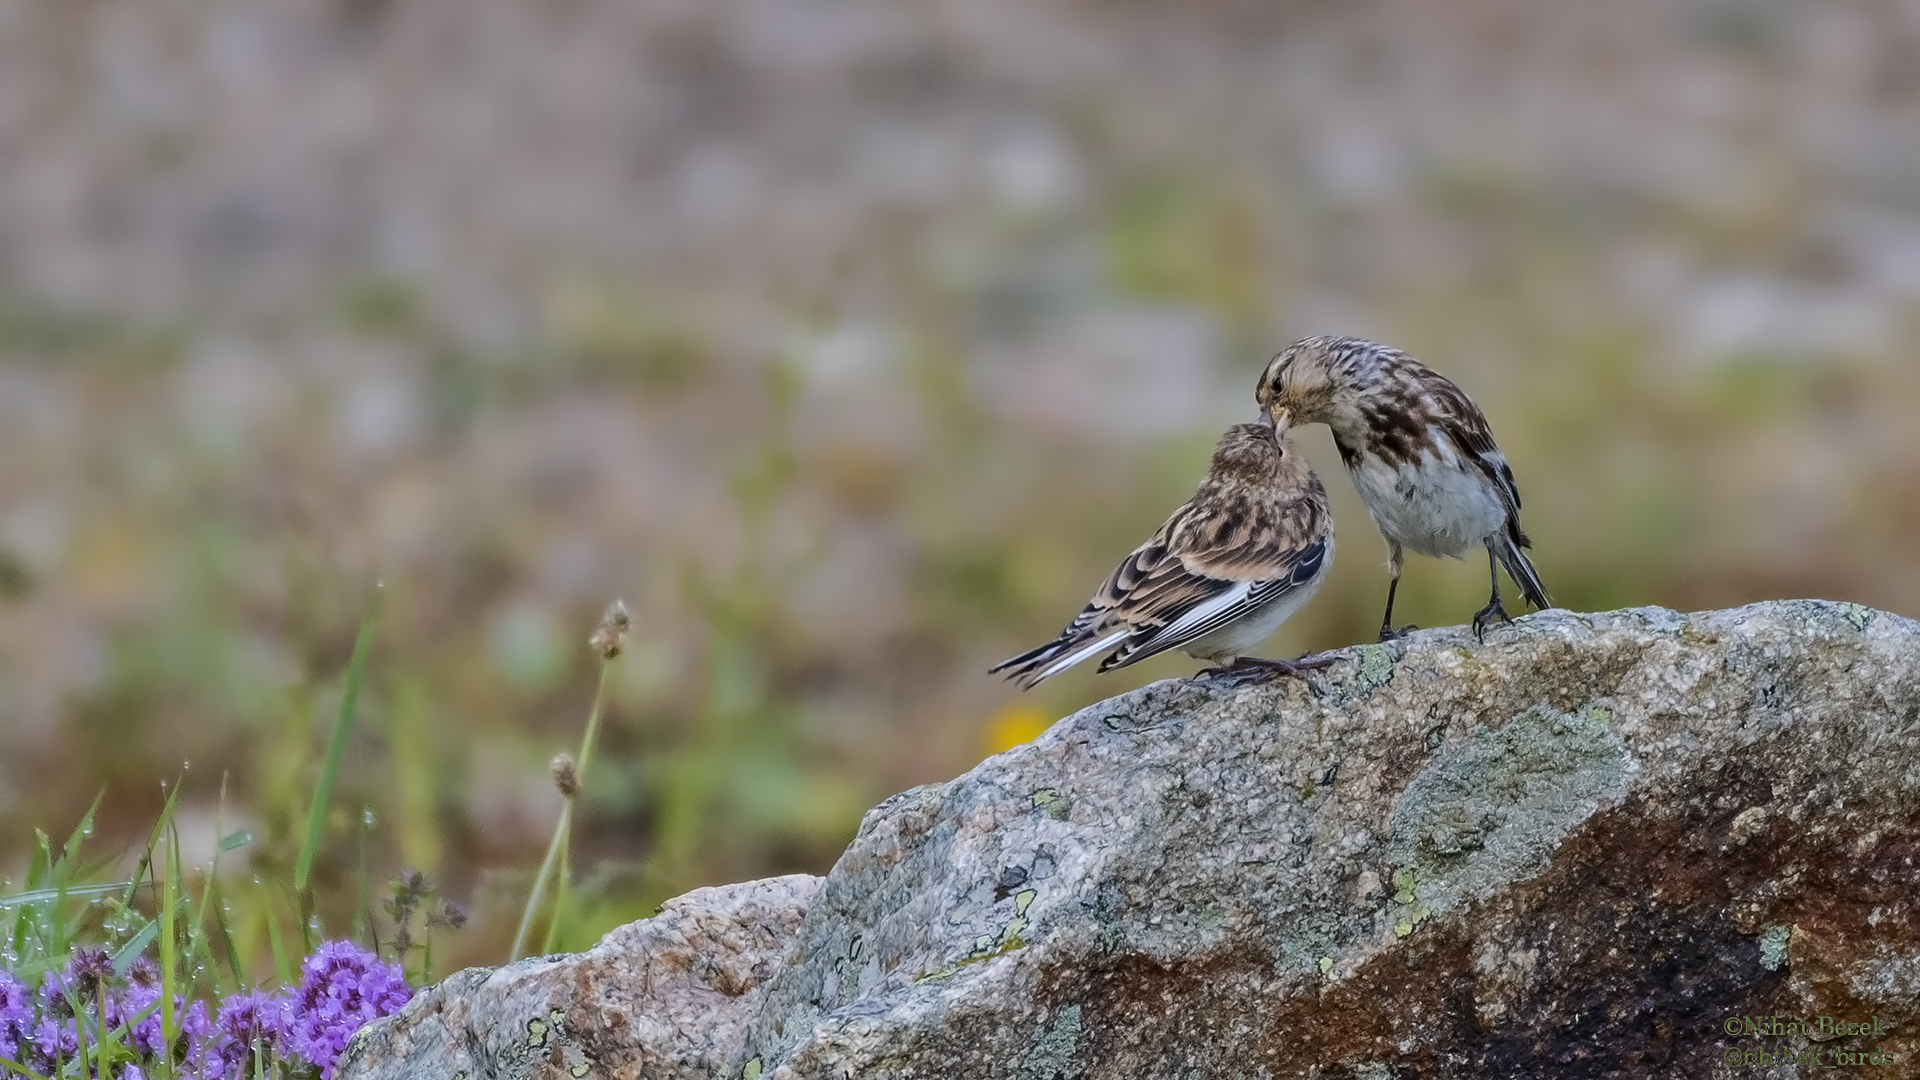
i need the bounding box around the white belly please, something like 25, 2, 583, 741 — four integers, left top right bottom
1180, 535, 1334, 662
1348, 446, 1505, 559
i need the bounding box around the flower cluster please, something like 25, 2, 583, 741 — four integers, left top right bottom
0, 940, 410, 1079
284, 941, 412, 1077
0, 970, 32, 1067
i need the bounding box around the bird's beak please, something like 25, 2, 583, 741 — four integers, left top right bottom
1261, 405, 1290, 437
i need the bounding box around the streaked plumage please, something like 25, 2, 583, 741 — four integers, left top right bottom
990, 423, 1335, 690
1254, 335, 1550, 642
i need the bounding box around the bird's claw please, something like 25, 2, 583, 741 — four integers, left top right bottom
1197, 654, 1337, 696
1471, 602, 1513, 643
1377, 624, 1418, 643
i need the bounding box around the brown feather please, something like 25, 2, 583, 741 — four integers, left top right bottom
990, 423, 1334, 688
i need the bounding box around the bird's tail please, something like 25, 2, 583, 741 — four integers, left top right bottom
1494, 531, 1551, 611
989, 624, 1127, 691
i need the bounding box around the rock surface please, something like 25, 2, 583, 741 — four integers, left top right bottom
339, 602, 1920, 1079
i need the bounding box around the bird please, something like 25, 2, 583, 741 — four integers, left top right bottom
990, 422, 1336, 690
1253, 335, 1549, 643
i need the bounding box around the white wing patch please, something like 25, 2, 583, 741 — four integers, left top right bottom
1036, 628, 1130, 682
1128, 581, 1253, 658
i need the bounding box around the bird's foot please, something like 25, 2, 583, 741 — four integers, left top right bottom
1471, 600, 1513, 643
1377, 624, 1418, 643
1197, 654, 1337, 694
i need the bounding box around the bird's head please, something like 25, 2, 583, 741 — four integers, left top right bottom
1255, 335, 1373, 434
1208, 421, 1292, 485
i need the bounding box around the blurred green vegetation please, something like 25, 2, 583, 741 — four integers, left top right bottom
4, 251, 1915, 973
3, 0, 1920, 976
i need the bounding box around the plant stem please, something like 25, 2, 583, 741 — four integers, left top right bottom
512, 656, 614, 960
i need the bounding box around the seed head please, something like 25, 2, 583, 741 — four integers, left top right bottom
589, 599, 632, 660
551, 752, 581, 798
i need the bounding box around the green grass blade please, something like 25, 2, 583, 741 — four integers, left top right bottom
355, 807, 373, 945
295, 588, 382, 912
26, 829, 51, 890
263, 882, 295, 988
120, 778, 185, 914
159, 830, 180, 1053
0, 1055, 51, 1080
59, 791, 103, 866
210, 878, 246, 991
175, 867, 231, 1021
92, 981, 123, 1073
186, 851, 224, 999
0, 881, 131, 908
111, 918, 160, 975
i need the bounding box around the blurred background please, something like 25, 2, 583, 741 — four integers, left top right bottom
3, 0, 1919, 969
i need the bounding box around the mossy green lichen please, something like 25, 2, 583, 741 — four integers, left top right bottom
1388, 869, 1431, 937
1352, 643, 1395, 695
1386, 704, 1629, 917
1279, 925, 1340, 974
1836, 602, 1875, 632
1782, 598, 1878, 633
1392, 905, 1430, 938
1005, 887, 1037, 939
1390, 866, 1418, 905
1759, 925, 1791, 971
1019, 1004, 1084, 1080
1030, 788, 1071, 820
914, 887, 1037, 981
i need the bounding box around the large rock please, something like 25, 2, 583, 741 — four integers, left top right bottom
339, 602, 1920, 1079
331, 872, 820, 1077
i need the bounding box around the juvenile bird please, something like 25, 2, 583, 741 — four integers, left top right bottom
990, 422, 1335, 690
1254, 335, 1549, 642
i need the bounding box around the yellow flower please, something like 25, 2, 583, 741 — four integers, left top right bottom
983, 704, 1052, 755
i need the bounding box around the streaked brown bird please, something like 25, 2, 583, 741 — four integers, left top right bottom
990, 422, 1336, 690
1254, 335, 1550, 642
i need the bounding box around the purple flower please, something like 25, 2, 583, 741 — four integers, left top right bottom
105, 980, 167, 1059
285, 942, 411, 1078
29, 1014, 78, 1073
65, 948, 113, 1000
176, 996, 216, 1077
210, 989, 290, 1078
0, 970, 31, 1065
36, 969, 72, 1019
126, 957, 160, 990
104, 985, 212, 1072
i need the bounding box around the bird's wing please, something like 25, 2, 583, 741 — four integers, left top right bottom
1093, 490, 1330, 671
1430, 381, 1526, 525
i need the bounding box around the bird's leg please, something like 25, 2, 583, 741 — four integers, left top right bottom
1377, 541, 1416, 642
1377, 576, 1404, 642
1472, 546, 1513, 642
